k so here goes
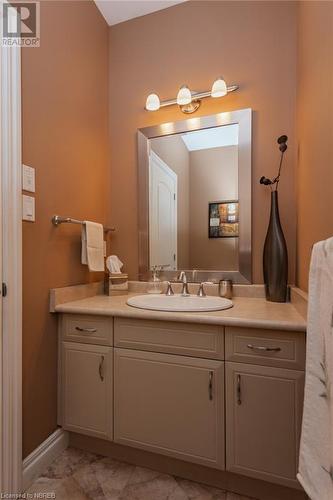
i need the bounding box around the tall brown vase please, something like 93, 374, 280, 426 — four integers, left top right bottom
263, 191, 288, 302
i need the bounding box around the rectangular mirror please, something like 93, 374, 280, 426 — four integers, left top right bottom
138, 109, 252, 283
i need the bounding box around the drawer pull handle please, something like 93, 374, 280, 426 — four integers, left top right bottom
99, 355, 105, 382
237, 374, 242, 405
208, 371, 213, 401
247, 343, 281, 353
75, 326, 97, 334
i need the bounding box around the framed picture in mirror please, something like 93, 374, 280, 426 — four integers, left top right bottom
209, 200, 239, 238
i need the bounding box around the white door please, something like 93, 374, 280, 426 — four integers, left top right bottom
149, 151, 177, 270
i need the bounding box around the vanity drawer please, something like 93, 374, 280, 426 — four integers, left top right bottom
114, 318, 224, 359
225, 327, 305, 370
61, 314, 113, 345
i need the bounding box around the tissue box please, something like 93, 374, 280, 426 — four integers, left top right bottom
105, 273, 128, 296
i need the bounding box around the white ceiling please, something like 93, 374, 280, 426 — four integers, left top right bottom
181, 124, 239, 152
94, 0, 187, 26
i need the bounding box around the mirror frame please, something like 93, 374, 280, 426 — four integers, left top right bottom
137, 108, 252, 284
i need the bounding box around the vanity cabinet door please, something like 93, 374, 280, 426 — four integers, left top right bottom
114, 348, 225, 469
61, 342, 113, 440
226, 362, 304, 489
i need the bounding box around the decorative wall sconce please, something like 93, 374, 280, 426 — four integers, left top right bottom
145, 77, 239, 114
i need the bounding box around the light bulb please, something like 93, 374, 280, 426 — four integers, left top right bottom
177, 85, 192, 106
145, 93, 160, 111
211, 77, 227, 98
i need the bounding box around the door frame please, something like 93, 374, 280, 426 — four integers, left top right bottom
0, 0, 23, 492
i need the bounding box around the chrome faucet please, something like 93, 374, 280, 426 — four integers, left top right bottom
178, 271, 190, 297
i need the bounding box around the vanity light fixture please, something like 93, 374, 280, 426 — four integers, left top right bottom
211, 76, 228, 98
145, 77, 239, 114
145, 93, 160, 111
176, 85, 192, 105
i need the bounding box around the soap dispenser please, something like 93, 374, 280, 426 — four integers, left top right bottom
147, 266, 163, 294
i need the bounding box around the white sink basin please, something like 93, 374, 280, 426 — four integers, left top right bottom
127, 294, 233, 312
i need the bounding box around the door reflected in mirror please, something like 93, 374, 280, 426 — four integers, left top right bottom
149, 123, 239, 271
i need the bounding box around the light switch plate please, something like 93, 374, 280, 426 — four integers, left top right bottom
22, 195, 35, 222
22, 164, 35, 193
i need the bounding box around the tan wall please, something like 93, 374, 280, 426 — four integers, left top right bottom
22, 1, 109, 457
189, 146, 238, 270
150, 135, 190, 268
296, 1, 333, 291
108, 0, 298, 283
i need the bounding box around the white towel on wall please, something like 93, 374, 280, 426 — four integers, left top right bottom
81, 221, 105, 272
297, 237, 333, 500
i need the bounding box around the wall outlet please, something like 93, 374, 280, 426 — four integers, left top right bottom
22, 195, 35, 222
22, 164, 36, 193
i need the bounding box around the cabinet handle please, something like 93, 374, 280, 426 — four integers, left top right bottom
237, 374, 242, 405
208, 371, 213, 401
247, 343, 281, 352
75, 326, 97, 333
99, 355, 105, 381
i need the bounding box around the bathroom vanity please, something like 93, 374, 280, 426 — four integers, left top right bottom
53, 103, 308, 500
55, 290, 307, 499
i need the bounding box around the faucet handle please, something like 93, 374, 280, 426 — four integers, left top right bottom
165, 281, 174, 296
178, 271, 187, 282
197, 281, 214, 297
197, 282, 207, 297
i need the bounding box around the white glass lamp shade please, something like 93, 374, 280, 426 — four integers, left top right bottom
145, 93, 160, 111
211, 77, 227, 98
177, 85, 192, 106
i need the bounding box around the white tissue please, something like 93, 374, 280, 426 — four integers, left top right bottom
106, 255, 123, 274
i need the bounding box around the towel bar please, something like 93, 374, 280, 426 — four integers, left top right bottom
52, 215, 115, 233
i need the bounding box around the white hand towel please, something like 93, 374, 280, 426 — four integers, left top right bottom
297, 237, 333, 500
81, 221, 104, 272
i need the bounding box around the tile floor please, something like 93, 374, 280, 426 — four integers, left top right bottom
27, 447, 257, 500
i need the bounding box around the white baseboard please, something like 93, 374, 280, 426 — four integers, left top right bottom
22, 428, 69, 491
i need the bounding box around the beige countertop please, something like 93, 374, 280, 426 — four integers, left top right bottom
55, 293, 306, 332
